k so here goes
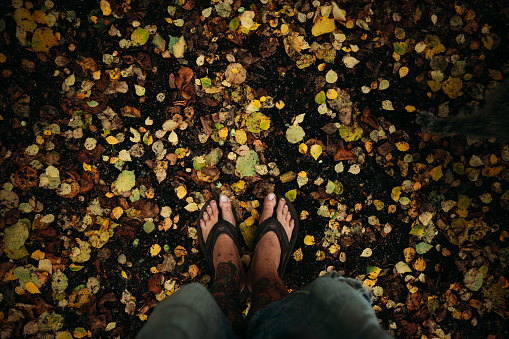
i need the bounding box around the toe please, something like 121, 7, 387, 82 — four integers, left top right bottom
219, 195, 236, 226
277, 198, 285, 215
203, 211, 210, 222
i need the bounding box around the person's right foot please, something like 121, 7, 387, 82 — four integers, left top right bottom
246, 193, 295, 291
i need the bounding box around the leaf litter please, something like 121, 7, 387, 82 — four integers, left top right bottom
0, 1, 508, 338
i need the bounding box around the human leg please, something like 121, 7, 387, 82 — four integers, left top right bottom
135, 283, 236, 339
247, 272, 393, 339
246, 193, 296, 322
198, 196, 246, 335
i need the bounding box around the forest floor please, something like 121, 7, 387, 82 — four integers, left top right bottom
0, 0, 508, 338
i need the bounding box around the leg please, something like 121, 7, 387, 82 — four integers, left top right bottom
200, 196, 246, 336
246, 193, 295, 322
247, 272, 393, 339
135, 283, 236, 339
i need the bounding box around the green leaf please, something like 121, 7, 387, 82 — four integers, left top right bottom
143, 221, 155, 233
285, 189, 297, 202
315, 91, 326, 104
3, 219, 30, 252
246, 112, 270, 133
415, 242, 433, 254
131, 27, 149, 46
200, 77, 212, 87
393, 42, 408, 55
152, 33, 166, 51
338, 122, 363, 142
229, 17, 240, 31
236, 150, 259, 178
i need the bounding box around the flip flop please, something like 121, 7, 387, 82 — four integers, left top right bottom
196, 199, 250, 302
253, 195, 299, 279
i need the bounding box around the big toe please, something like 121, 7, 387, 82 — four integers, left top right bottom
218, 195, 236, 226
259, 193, 277, 222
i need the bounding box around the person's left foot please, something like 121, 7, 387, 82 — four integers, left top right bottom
199, 195, 245, 290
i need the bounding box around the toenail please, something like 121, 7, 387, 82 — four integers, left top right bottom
220, 195, 228, 202
268, 193, 275, 200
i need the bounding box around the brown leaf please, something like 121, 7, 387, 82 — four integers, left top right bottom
334, 149, 356, 161
148, 274, 162, 294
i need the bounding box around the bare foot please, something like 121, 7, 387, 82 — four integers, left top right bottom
246, 193, 295, 291
199, 195, 244, 289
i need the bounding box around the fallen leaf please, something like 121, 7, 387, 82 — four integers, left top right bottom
312, 17, 336, 36
304, 235, 315, 245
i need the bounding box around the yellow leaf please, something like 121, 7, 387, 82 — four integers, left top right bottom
73, 328, 88, 339
218, 127, 229, 139
174, 245, 187, 257
367, 266, 381, 280
106, 136, 119, 145
25, 282, 41, 294
31, 250, 45, 260
275, 100, 285, 109
427, 80, 441, 92
311, 17, 336, 36
285, 189, 297, 202
403, 247, 416, 263
345, 20, 354, 29
150, 244, 161, 256
32, 10, 47, 24
399, 66, 409, 77
293, 248, 303, 261
298, 143, 308, 154
252, 99, 261, 109
405, 105, 416, 112
304, 235, 315, 245
111, 206, 123, 220
413, 257, 426, 271
315, 250, 325, 261
32, 27, 59, 53
318, 63, 326, 71
188, 264, 199, 279
442, 77, 463, 99
235, 129, 247, 145
100, 0, 112, 16
395, 141, 409, 152
109, 68, 121, 81
326, 88, 338, 99
231, 180, 246, 194
175, 148, 186, 158
121, 271, 128, 279
310, 144, 322, 160
280, 24, 289, 35
176, 186, 187, 199
430, 165, 443, 181
14, 8, 37, 32
83, 163, 92, 171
